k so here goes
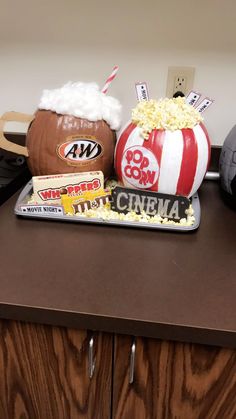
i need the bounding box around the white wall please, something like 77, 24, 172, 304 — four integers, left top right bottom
1, 0, 236, 145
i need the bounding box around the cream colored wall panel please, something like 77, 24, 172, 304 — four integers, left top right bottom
1, 0, 236, 51
1, 0, 236, 145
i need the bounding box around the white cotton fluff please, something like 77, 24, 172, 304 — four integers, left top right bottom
38, 82, 122, 130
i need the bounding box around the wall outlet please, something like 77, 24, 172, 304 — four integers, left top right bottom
166, 67, 195, 98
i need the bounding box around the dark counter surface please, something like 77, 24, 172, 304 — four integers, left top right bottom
0, 181, 236, 348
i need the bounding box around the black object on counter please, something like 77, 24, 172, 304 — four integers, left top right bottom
0, 151, 31, 206
219, 125, 236, 210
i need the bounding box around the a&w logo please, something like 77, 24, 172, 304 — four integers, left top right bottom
57, 135, 103, 164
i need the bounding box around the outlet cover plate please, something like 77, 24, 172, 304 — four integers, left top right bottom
166, 67, 195, 98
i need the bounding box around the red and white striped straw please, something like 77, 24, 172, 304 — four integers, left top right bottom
101, 66, 119, 94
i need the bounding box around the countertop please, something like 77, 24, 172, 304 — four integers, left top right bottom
0, 181, 236, 348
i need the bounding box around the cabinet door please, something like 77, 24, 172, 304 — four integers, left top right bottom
0, 320, 112, 419
113, 335, 236, 419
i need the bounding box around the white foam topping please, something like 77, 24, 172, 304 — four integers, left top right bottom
38, 82, 122, 130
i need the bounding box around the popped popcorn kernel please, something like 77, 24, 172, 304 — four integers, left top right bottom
185, 204, 194, 216
131, 97, 203, 138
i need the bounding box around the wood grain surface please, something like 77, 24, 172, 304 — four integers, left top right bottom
113, 335, 236, 419
0, 320, 112, 419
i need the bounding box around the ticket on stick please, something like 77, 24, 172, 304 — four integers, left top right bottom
135, 82, 149, 102
32, 171, 104, 204
185, 90, 201, 107
195, 97, 214, 113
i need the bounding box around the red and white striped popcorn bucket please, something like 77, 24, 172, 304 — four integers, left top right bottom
115, 122, 211, 198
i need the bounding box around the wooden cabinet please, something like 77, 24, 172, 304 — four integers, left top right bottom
0, 320, 112, 419
1, 320, 236, 419
113, 335, 236, 419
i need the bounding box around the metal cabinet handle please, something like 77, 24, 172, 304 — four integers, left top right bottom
129, 339, 136, 384
88, 336, 95, 379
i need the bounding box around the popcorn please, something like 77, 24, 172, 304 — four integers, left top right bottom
185, 205, 194, 216
131, 97, 203, 138
76, 204, 195, 226
105, 178, 119, 190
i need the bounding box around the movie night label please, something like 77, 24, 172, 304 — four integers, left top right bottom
111, 187, 190, 221
20, 205, 64, 215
